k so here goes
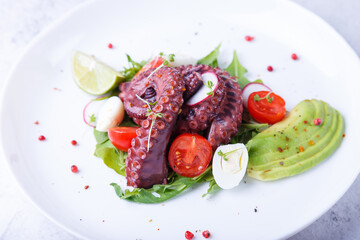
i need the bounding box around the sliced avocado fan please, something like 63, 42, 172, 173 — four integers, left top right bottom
247, 99, 345, 181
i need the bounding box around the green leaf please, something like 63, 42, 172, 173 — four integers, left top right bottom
94, 129, 109, 144
197, 44, 221, 68
93, 129, 127, 176
110, 183, 124, 197
121, 54, 147, 81
225, 51, 250, 89
230, 123, 269, 145
202, 179, 221, 197
112, 167, 213, 204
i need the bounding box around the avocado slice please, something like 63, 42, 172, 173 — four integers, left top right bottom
247, 99, 345, 181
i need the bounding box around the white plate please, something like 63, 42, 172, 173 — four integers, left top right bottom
1, 0, 360, 239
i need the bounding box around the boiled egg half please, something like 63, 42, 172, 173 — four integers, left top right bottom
96, 96, 124, 132
212, 143, 249, 189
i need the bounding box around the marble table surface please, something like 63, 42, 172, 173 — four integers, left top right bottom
0, 0, 359, 239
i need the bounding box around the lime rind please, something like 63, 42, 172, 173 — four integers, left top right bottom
72, 51, 124, 95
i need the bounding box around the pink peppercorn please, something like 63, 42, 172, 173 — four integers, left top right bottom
314, 118, 322, 125
291, 53, 298, 60
267, 66, 273, 72
38, 135, 46, 141
71, 165, 78, 173
202, 230, 211, 238
185, 231, 194, 240
245, 35, 254, 41
108, 43, 113, 49
71, 140, 77, 146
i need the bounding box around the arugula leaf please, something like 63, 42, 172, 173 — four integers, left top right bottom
202, 179, 221, 197
197, 44, 221, 68
225, 51, 250, 89
93, 129, 127, 176
121, 54, 147, 81
230, 123, 269, 145
111, 167, 212, 204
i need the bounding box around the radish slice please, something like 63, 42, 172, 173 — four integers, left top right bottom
241, 82, 272, 108
83, 96, 110, 127
186, 71, 219, 106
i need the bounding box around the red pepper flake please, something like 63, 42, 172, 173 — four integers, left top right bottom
38, 135, 46, 141
102, 220, 105, 222
185, 231, 194, 240
202, 230, 211, 238
277, 147, 283, 152
314, 118, 322, 125
71, 140, 77, 146
342, 134, 346, 138
280, 161, 284, 166
267, 66, 273, 72
304, 120, 308, 124
316, 134, 320, 138
286, 146, 289, 150
108, 43, 113, 49
71, 165, 78, 173
84, 185, 89, 190
299, 146, 304, 152
149, 219, 153, 222
157, 228, 160, 231
303, 129, 307, 132
245, 35, 254, 42
34, 121, 39, 125
291, 53, 298, 60
308, 140, 315, 146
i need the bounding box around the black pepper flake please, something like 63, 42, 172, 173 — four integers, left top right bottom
254, 207, 258, 213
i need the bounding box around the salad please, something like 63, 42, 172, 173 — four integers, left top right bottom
72, 44, 345, 204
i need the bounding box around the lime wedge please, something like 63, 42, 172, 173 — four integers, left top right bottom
72, 51, 124, 95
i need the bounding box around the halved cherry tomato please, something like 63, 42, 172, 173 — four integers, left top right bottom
108, 127, 139, 152
248, 91, 286, 124
135, 56, 164, 76
168, 133, 212, 178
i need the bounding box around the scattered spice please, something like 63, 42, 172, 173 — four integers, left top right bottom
84, 185, 89, 190
71, 165, 78, 173
71, 140, 77, 146
304, 120, 308, 124
277, 147, 283, 153
343, 134, 346, 138
299, 146, 304, 152
254, 207, 258, 213
202, 230, 211, 238
308, 140, 315, 146
245, 35, 254, 41
149, 219, 153, 222
314, 118, 322, 125
267, 66, 273, 72
185, 231, 194, 240
102, 220, 105, 222
280, 161, 284, 166
108, 43, 113, 49
291, 53, 298, 60
34, 121, 39, 125
38, 135, 46, 141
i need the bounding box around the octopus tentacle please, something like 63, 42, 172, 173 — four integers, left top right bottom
206, 76, 243, 149
125, 67, 185, 188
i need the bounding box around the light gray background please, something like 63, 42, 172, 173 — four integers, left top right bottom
0, 0, 359, 239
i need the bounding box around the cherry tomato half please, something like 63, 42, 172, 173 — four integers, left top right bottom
108, 127, 138, 152
248, 91, 286, 124
135, 56, 164, 76
168, 133, 212, 178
